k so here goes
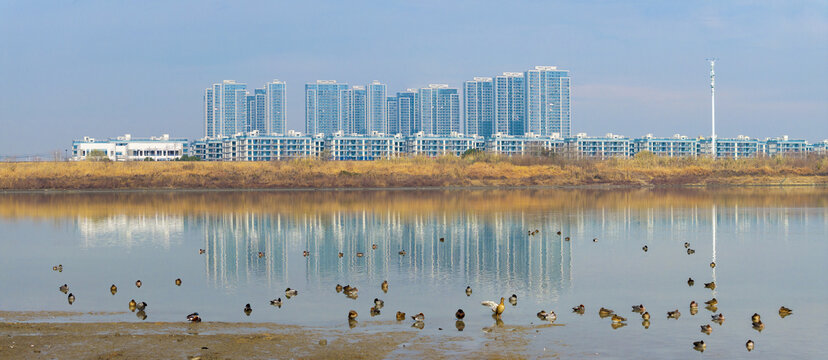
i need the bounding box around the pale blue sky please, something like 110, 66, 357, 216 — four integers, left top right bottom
0, 0, 826, 156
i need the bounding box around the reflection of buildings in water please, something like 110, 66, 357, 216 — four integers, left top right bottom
202, 211, 574, 298
76, 214, 183, 249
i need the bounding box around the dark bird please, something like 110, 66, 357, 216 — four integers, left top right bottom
556, 231, 561, 236
704, 281, 716, 289
398, 250, 406, 255
244, 303, 252, 316
693, 340, 706, 352
338, 252, 344, 258
751, 313, 761, 323
372, 244, 378, 249
439, 237, 445, 242
688, 278, 695, 286
59, 284, 69, 294
348, 310, 358, 320
374, 298, 384, 308
370, 306, 381, 316
684, 242, 690, 248
258, 251, 264, 258
593, 238, 598, 242
270, 298, 282, 307
396, 311, 406, 321
779, 306, 793, 318
303, 250, 310, 257
700, 324, 712, 334
564, 237, 570, 241
687, 248, 695, 254
690, 301, 699, 309
456, 309, 465, 320
381, 280, 388, 293
67, 293, 75, 304
667, 310, 681, 319
704, 298, 718, 306
129, 299, 137, 311
335, 284, 343, 293
641, 311, 650, 320
187, 312, 201, 322
752, 320, 764, 331
135, 280, 142, 288
136, 301, 147, 311
642, 245, 648, 252
199, 249, 205, 254
175, 278, 182, 286
537, 310, 556, 321
110, 284, 117, 295
465, 286, 472, 296
710, 261, 716, 268
572, 304, 585, 314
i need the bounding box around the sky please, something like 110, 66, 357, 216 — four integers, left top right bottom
0, 0, 826, 156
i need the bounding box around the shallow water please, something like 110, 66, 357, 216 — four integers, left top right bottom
0, 188, 826, 358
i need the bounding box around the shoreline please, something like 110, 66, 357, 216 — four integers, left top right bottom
0, 312, 560, 359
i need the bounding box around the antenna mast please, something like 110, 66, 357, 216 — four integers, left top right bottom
707, 58, 717, 158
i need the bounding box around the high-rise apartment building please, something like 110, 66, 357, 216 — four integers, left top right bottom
418, 84, 460, 135
204, 80, 248, 138
246, 88, 266, 133
396, 90, 418, 136
350, 86, 367, 134
463, 77, 494, 137
494, 72, 525, 136
265, 80, 286, 134
525, 66, 571, 136
366, 81, 387, 134
386, 96, 399, 135
305, 80, 350, 135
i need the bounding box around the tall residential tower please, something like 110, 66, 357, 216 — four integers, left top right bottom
524, 66, 571, 136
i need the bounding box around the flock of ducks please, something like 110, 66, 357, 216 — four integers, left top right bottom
49, 229, 796, 354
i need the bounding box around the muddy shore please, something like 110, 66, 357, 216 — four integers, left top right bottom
0, 312, 567, 359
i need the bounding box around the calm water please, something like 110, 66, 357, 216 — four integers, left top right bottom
0, 189, 826, 358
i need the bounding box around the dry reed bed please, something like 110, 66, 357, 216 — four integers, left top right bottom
0, 155, 827, 190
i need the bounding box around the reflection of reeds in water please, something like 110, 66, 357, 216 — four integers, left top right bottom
1, 188, 827, 220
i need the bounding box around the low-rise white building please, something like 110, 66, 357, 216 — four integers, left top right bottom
72, 134, 188, 161
486, 132, 565, 156
406, 132, 486, 157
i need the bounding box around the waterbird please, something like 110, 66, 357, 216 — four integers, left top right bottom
642, 245, 648, 252
537, 311, 556, 321
564, 237, 570, 241
710, 261, 716, 268
746, 340, 755, 351
572, 304, 585, 314
335, 284, 343, 293
370, 307, 380, 316
57, 264, 63, 272
667, 310, 681, 319
411, 313, 425, 322
348, 310, 358, 320
593, 238, 598, 242
338, 252, 343, 258
285, 288, 298, 297
356, 252, 364, 257
752, 320, 764, 331
396, 311, 406, 321
59, 284, 69, 294
381, 280, 388, 293
704, 281, 716, 289
110, 284, 117, 295
641, 312, 650, 320
632, 304, 646, 313
465, 286, 472, 296
642, 320, 650, 329
244, 304, 252, 316
611, 314, 626, 323
136, 302, 147, 311
556, 231, 561, 236
374, 298, 384, 308
52, 265, 58, 271
257, 251, 264, 258
690, 301, 699, 309
456, 309, 465, 320
693, 340, 706, 352
508, 294, 518, 305
303, 250, 310, 257
598, 307, 614, 318
712, 313, 725, 323
67, 293, 75, 304
779, 306, 793, 317
372, 244, 378, 249
270, 298, 282, 307
398, 250, 406, 256
175, 278, 182, 286
135, 280, 142, 288
129, 299, 137, 311
199, 249, 205, 254
611, 322, 627, 330
684, 242, 690, 248
187, 312, 201, 322
704, 298, 718, 306
688, 278, 695, 286
482, 298, 505, 316
752, 313, 761, 323
439, 237, 445, 242
700, 324, 712, 334
687, 248, 695, 254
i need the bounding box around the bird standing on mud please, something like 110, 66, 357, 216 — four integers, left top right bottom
482, 298, 505, 317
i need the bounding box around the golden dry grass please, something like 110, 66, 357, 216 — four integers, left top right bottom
0, 154, 827, 190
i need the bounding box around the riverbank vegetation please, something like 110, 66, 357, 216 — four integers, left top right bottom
1, 152, 826, 190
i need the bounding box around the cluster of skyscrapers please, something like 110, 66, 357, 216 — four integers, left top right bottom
203, 66, 570, 139
204, 80, 287, 138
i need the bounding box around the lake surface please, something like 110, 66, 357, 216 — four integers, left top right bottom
0, 188, 826, 358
